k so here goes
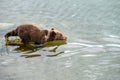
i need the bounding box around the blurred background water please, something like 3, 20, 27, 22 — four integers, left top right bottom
0, 0, 120, 80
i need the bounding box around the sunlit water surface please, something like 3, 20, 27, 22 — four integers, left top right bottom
0, 0, 120, 80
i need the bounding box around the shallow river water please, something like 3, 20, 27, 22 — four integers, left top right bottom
0, 0, 120, 80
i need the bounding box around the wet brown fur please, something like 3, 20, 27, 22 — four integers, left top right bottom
5, 24, 67, 44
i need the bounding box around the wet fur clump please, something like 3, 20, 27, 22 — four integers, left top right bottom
5, 24, 67, 44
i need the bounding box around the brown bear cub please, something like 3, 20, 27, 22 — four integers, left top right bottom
5, 24, 67, 44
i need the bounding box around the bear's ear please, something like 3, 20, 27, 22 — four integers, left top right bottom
51, 28, 55, 30
50, 31, 56, 37
47, 31, 56, 41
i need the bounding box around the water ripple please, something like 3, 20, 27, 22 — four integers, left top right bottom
103, 37, 120, 43
105, 44, 120, 47
81, 54, 97, 57
0, 23, 14, 30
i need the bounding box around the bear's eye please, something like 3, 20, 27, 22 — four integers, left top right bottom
56, 34, 62, 39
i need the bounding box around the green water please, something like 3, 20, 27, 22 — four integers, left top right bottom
0, 0, 120, 80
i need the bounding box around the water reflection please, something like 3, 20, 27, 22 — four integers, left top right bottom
5, 38, 67, 58
21, 54, 41, 58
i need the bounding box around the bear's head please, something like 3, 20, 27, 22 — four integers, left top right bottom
45, 28, 67, 42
